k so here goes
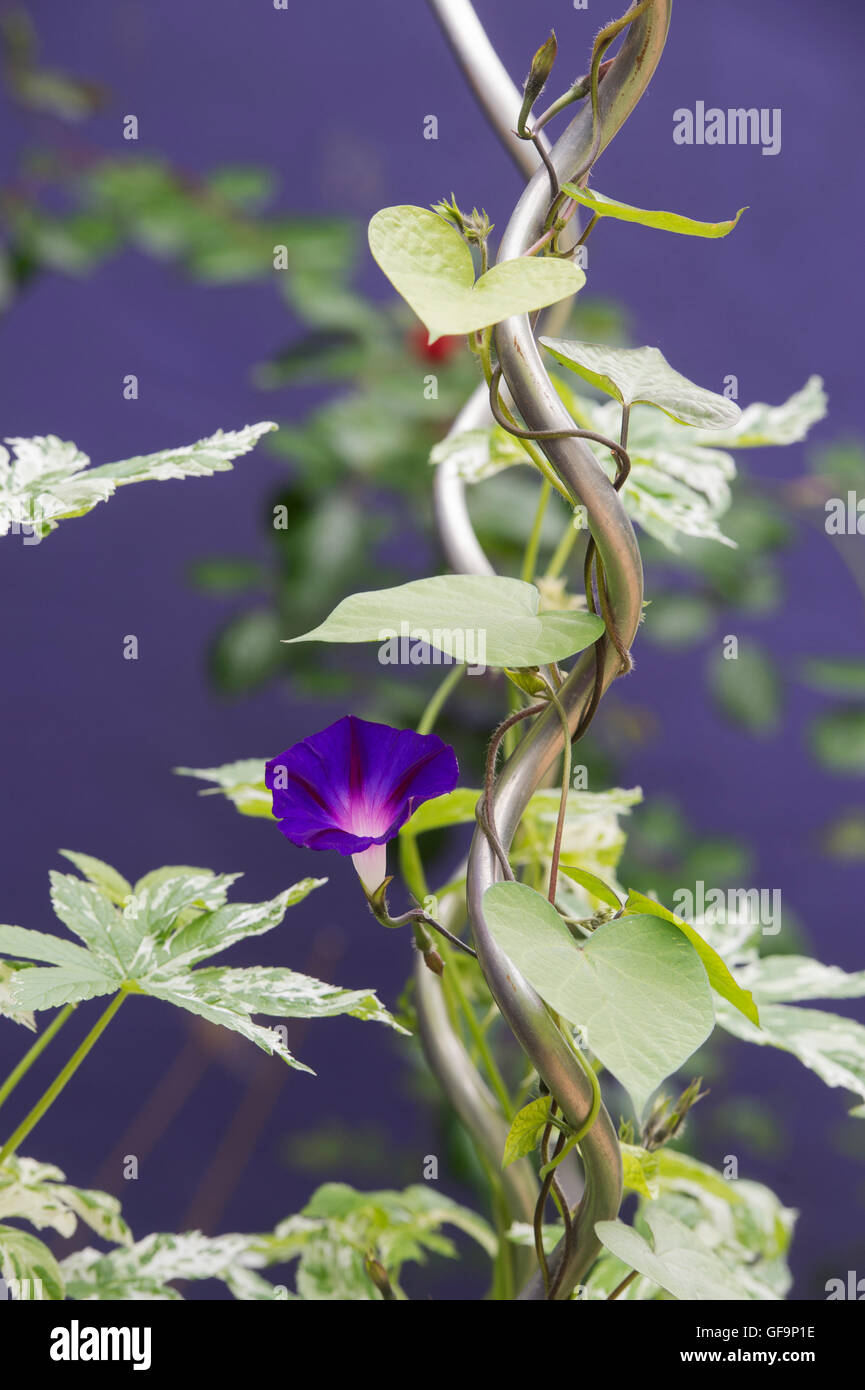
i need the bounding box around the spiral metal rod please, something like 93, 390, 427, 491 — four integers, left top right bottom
425, 0, 673, 1299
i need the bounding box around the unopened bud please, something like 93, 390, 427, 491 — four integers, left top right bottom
518, 32, 557, 134
423, 948, 444, 976
364, 1254, 396, 1299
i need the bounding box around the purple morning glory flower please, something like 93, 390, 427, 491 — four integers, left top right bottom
265, 715, 459, 891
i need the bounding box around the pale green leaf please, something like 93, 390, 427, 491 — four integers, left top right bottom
12, 963, 119, 1011
558, 864, 622, 908
368, 205, 584, 343
595, 1208, 780, 1301
584, 1152, 795, 1300
653, 1149, 796, 1276
287, 573, 605, 669
621, 1143, 660, 1199
541, 339, 741, 429
483, 882, 715, 1116
623, 890, 759, 1026
174, 761, 275, 818
560, 182, 746, 239
502, 1095, 552, 1168
0, 922, 100, 970
57, 851, 132, 906
399, 786, 481, 834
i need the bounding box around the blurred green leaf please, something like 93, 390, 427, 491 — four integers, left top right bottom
209, 609, 284, 694
643, 591, 715, 647
810, 708, 865, 775
708, 641, 781, 734
821, 810, 865, 860
189, 557, 264, 595
205, 166, 274, 210
800, 658, 865, 698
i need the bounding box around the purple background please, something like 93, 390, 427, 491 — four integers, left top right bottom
0, 0, 863, 1298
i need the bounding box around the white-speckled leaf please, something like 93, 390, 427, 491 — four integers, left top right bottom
689, 375, 827, 447
149, 883, 323, 974
4, 864, 388, 1069
188, 965, 407, 1032
60, 1231, 271, 1301
0, 962, 36, 1029
0, 423, 276, 539
735, 954, 865, 1004
541, 339, 741, 429
144, 978, 312, 1071
0, 1156, 131, 1246
715, 998, 865, 1109
0, 1224, 64, 1300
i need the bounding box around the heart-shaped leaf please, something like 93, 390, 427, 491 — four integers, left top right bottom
285, 574, 605, 669
595, 1209, 775, 1301
560, 182, 746, 239
368, 206, 585, 343
483, 881, 715, 1116
541, 339, 741, 429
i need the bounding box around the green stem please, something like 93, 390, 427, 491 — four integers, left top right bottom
544, 510, 582, 581
539, 675, 572, 905
445, 954, 514, 1119
488, 1178, 515, 1301
0, 1003, 76, 1118
417, 663, 465, 736
520, 480, 551, 584
0, 991, 127, 1166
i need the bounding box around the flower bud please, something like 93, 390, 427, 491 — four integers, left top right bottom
518, 31, 557, 134
364, 1254, 395, 1299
